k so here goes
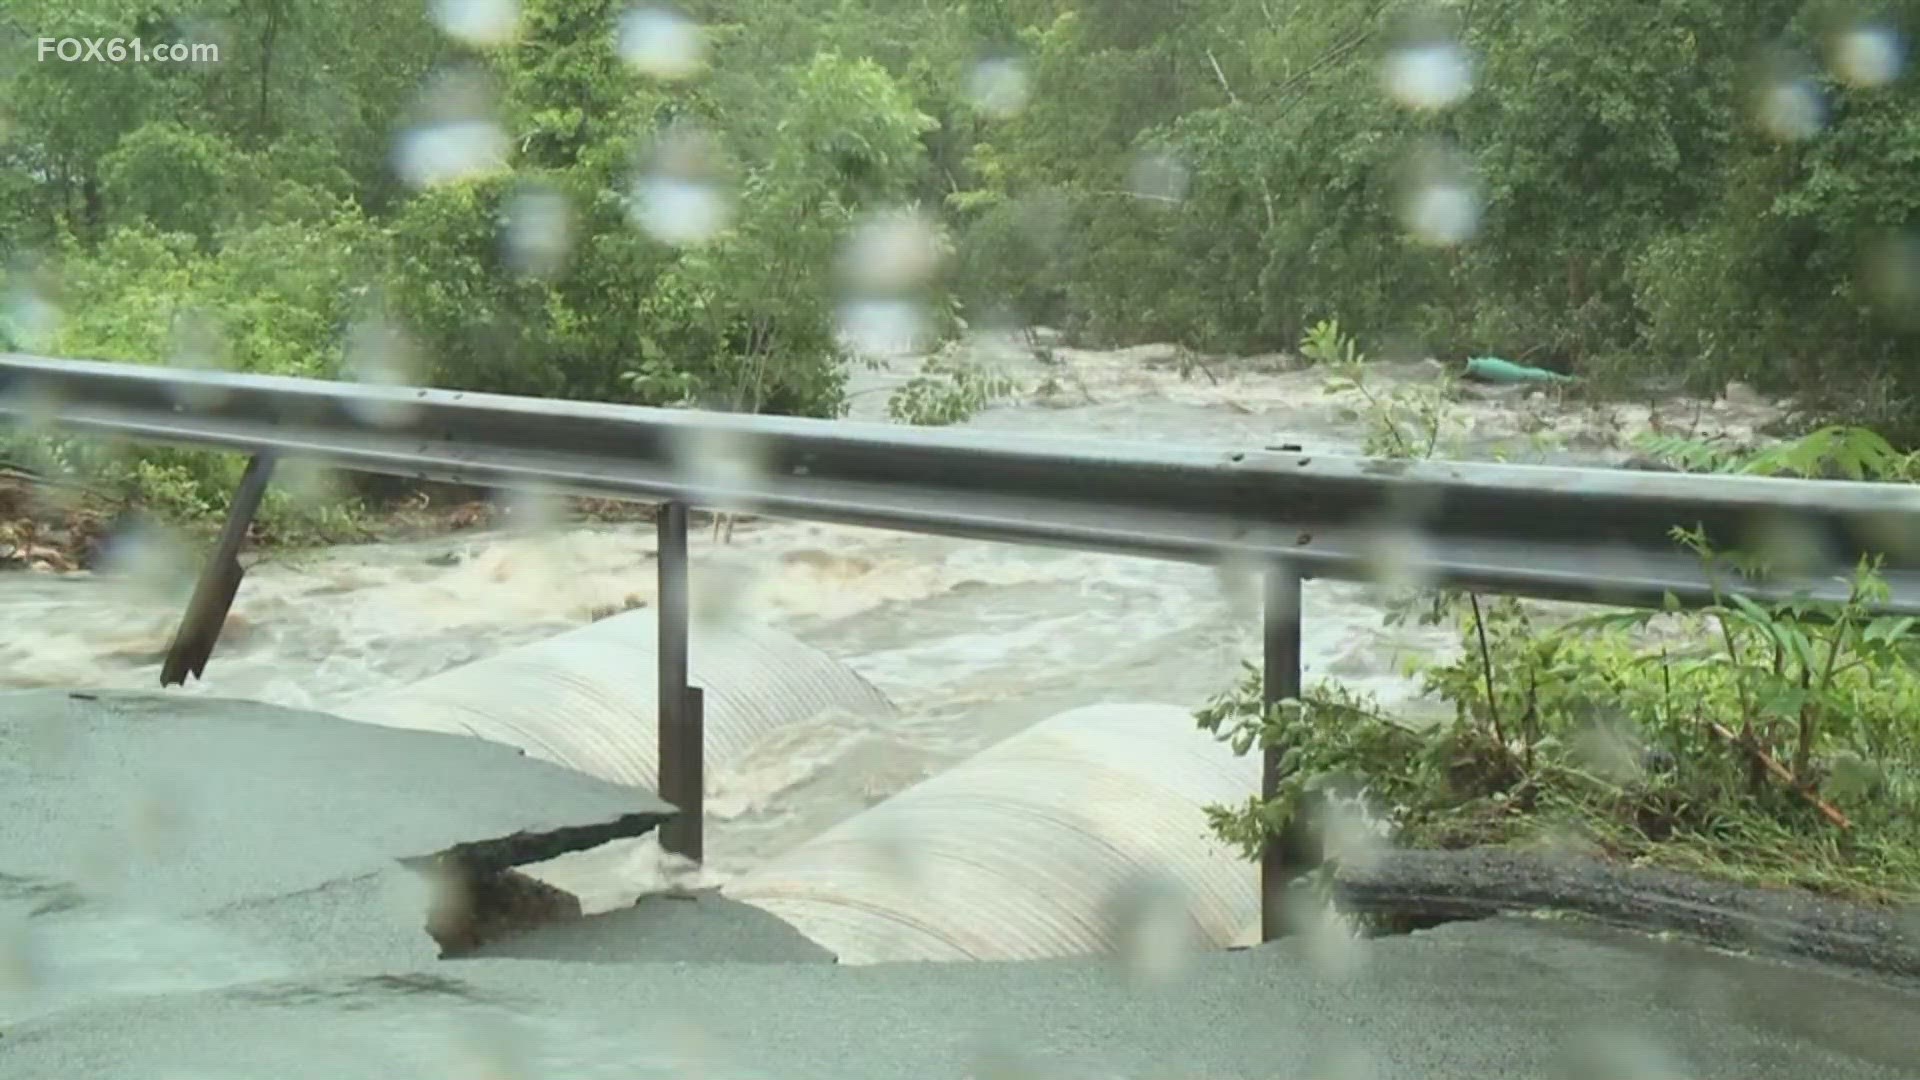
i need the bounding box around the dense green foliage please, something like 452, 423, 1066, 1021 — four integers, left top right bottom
7, 0, 1920, 515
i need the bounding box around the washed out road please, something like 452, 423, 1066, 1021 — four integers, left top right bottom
2, 690, 1916, 1079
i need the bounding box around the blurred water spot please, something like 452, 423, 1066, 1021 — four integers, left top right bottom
968, 1036, 1047, 1080
837, 298, 930, 360
1560, 1027, 1692, 1079
343, 316, 424, 428
629, 127, 730, 246
663, 1018, 717, 1078
126, 779, 189, 862
277, 456, 347, 510
0, 915, 39, 992
165, 307, 232, 410
1212, 549, 1264, 622
1383, 40, 1472, 110
692, 550, 764, 629
618, 6, 706, 80
172, 15, 234, 58
419, 862, 474, 935
1832, 24, 1904, 88
432, 0, 520, 46
500, 482, 562, 535
1296, 894, 1368, 981
670, 421, 767, 515
1103, 871, 1194, 986
72, 837, 129, 903
1570, 718, 1643, 786
396, 69, 509, 189
1318, 796, 1389, 876
966, 56, 1030, 117
444, 1020, 530, 1080
1900, 903, 1920, 957
1126, 150, 1190, 203
1757, 77, 1825, 141
842, 208, 944, 293
502, 182, 572, 279
1401, 173, 1480, 246
1362, 527, 1437, 597
3, 279, 60, 351
18, 703, 77, 768
0, 380, 64, 441
1746, 510, 1834, 578
97, 518, 196, 605
1308, 1045, 1378, 1080
1864, 232, 1920, 325
861, 815, 925, 889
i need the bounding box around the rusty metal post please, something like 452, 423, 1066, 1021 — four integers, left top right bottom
655, 501, 702, 860
1259, 562, 1304, 943
161, 452, 276, 686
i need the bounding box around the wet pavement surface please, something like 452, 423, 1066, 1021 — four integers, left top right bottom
3, 690, 1917, 1079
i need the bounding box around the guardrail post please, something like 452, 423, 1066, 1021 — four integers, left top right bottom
655, 501, 702, 861
160, 452, 276, 687
1259, 562, 1304, 943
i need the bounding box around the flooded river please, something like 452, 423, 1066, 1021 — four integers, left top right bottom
0, 334, 1782, 878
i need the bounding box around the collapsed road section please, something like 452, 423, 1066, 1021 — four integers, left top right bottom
0, 687, 677, 1001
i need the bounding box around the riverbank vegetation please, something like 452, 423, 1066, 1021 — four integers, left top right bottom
1198, 324, 1920, 904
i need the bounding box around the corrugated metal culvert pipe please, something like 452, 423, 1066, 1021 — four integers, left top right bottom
723, 703, 1262, 963
337, 609, 898, 790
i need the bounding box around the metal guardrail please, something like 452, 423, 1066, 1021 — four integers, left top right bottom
8, 351, 1920, 941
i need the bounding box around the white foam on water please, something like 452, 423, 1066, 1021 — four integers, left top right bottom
0, 333, 1788, 885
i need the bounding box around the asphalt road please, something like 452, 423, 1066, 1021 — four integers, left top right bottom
3, 690, 1916, 1079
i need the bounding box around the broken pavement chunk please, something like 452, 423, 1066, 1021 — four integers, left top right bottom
0, 690, 676, 958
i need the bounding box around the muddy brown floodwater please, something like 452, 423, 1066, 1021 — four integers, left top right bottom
0, 332, 1786, 883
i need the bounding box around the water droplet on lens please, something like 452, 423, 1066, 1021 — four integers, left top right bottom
1404, 178, 1479, 246
629, 127, 730, 246
502, 183, 572, 279
966, 56, 1030, 117
842, 209, 943, 293
432, 0, 520, 46
1297, 895, 1368, 981
396, 69, 510, 189
1865, 232, 1920, 325
1213, 549, 1265, 622
618, 6, 706, 80
693, 551, 763, 629
128, 780, 188, 860
670, 421, 766, 515
99, 519, 196, 604
1562, 1027, 1691, 1080
501, 482, 562, 535
837, 299, 929, 360
1127, 150, 1190, 202
4, 279, 60, 351
1363, 528, 1437, 595
343, 316, 424, 428
166, 308, 232, 409
0, 916, 40, 992
1384, 41, 1472, 109
279, 457, 346, 510
1832, 25, 1904, 87
1757, 78, 1825, 140
1105, 872, 1194, 985
1747, 511, 1833, 577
